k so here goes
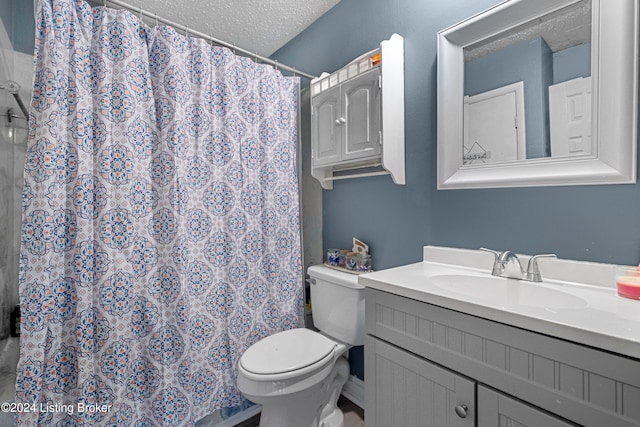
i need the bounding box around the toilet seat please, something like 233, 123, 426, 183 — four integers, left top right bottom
239, 328, 338, 381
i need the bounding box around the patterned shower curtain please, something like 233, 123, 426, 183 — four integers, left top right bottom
15, 0, 303, 425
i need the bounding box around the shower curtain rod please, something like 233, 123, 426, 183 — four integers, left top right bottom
0, 81, 29, 122
103, 0, 318, 80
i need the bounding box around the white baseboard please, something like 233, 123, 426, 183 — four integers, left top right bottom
341, 375, 364, 409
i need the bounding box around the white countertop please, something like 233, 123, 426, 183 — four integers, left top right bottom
359, 246, 640, 360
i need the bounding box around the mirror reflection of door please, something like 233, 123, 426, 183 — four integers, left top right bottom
463, 81, 525, 165
462, 0, 591, 164
549, 76, 592, 157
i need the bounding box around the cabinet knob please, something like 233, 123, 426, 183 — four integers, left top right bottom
454, 404, 468, 419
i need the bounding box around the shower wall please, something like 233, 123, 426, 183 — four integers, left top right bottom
0, 16, 30, 338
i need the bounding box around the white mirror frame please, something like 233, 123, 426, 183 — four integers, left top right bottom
437, 0, 638, 189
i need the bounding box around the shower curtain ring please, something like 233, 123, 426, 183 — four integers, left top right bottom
155, 13, 158, 27
139, 7, 143, 21
274, 60, 278, 71
103, 0, 106, 6
185, 25, 189, 38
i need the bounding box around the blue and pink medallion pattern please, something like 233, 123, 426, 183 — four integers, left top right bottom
17, 0, 303, 425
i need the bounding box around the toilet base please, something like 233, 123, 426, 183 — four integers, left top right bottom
257, 356, 350, 427
318, 406, 344, 427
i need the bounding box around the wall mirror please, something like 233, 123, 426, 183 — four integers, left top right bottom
437, 0, 638, 189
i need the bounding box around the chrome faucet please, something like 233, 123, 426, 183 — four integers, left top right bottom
480, 248, 557, 282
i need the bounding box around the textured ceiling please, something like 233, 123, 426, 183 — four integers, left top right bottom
465, 0, 591, 61
111, 0, 341, 57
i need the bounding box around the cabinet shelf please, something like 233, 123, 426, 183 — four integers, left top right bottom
310, 34, 405, 189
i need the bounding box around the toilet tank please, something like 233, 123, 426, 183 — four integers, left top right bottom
308, 265, 365, 346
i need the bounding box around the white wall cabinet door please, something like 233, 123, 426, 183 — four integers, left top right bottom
478, 386, 578, 427
366, 336, 475, 427
311, 68, 381, 167
311, 85, 341, 166
341, 68, 381, 162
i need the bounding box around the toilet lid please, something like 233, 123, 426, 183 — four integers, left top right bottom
240, 328, 337, 375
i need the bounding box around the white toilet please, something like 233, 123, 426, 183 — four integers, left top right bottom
237, 265, 365, 427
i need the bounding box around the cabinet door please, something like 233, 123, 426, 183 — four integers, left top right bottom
365, 336, 475, 427
478, 386, 579, 427
311, 85, 341, 166
341, 68, 381, 161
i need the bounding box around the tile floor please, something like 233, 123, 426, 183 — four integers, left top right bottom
235, 396, 364, 427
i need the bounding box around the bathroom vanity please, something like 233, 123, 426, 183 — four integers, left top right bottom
361, 246, 640, 427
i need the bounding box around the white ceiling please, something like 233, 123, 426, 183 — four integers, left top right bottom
465, 0, 591, 61
113, 0, 341, 57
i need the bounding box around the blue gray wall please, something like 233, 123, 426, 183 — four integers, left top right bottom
0, 0, 35, 55
553, 43, 591, 83
272, 0, 640, 270
465, 37, 553, 159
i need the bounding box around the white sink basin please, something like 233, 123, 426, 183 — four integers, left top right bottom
430, 274, 588, 309
358, 247, 640, 359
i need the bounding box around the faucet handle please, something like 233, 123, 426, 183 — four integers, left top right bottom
479, 247, 501, 259
526, 254, 557, 282
480, 248, 504, 276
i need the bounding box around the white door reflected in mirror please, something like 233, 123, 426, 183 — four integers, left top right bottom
549, 76, 592, 157
464, 81, 525, 165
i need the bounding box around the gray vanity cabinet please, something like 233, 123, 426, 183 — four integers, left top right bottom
366, 335, 474, 427
365, 288, 640, 427
478, 387, 575, 427
311, 68, 381, 167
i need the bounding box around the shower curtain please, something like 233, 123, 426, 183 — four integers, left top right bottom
16, 0, 303, 425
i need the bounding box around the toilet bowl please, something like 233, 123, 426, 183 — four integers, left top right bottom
237, 265, 365, 427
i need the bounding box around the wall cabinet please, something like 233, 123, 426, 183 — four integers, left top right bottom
310, 34, 405, 189
311, 68, 381, 166
365, 288, 640, 427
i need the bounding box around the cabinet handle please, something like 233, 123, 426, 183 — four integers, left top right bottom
335, 117, 346, 125
454, 404, 468, 419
